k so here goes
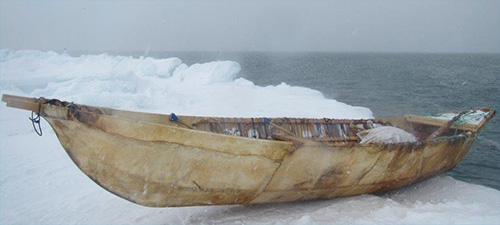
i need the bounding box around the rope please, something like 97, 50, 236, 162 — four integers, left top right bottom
428, 110, 490, 142
29, 103, 42, 136
434, 132, 484, 142
433, 134, 465, 140
474, 135, 485, 142
451, 110, 476, 127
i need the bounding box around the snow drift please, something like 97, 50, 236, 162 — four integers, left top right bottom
0, 49, 372, 118
0, 50, 499, 224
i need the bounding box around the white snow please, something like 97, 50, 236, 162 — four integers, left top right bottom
0, 49, 372, 119
1, 49, 499, 224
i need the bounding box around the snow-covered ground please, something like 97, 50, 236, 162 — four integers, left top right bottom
1, 50, 499, 224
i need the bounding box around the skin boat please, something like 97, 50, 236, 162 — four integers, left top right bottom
1, 94, 496, 207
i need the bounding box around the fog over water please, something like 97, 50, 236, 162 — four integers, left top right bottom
1, 1, 499, 53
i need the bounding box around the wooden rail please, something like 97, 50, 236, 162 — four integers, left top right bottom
2, 94, 43, 112
404, 109, 496, 132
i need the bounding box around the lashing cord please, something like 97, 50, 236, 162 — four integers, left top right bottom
29, 103, 42, 136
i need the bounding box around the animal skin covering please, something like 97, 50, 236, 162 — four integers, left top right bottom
357, 126, 417, 144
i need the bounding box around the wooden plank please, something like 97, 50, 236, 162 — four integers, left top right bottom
269, 122, 297, 136
425, 111, 468, 141
2, 94, 41, 112
2, 94, 34, 103
404, 114, 479, 131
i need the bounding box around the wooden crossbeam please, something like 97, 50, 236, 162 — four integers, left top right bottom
2, 94, 42, 112
404, 114, 479, 132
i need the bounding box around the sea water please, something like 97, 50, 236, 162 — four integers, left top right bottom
96, 51, 499, 190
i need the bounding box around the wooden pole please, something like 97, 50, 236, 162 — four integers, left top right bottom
2, 94, 42, 112
425, 111, 468, 142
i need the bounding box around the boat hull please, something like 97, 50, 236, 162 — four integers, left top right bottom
46, 113, 474, 207
2, 94, 491, 207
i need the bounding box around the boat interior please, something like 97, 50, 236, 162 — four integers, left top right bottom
2, 94, 495, 144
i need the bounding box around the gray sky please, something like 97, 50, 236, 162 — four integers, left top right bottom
1, 1, 499, 53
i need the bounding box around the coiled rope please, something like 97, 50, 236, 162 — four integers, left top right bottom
29, 103, 42, 136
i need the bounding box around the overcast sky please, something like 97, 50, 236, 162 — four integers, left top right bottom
1, 1, 499, 53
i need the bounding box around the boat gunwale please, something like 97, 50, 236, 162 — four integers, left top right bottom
2, 94, 495, 147
47, 102, 480, 149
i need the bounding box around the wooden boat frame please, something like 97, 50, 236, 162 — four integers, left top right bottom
1, 94, 496, 207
